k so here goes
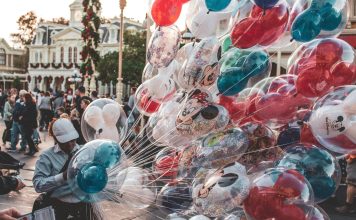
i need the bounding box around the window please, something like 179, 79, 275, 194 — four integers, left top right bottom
68, 47, 72, 63
35, 52, 39, 63
74, 47, 77, 63
0, 48, 5, 65
110, 29, 117, 42
60, 47, 64, 63
39, 52, 42, 63
52, 52, 56, 63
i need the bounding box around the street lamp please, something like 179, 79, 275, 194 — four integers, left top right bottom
68, 69, 83, 89
116, 0, 126, 104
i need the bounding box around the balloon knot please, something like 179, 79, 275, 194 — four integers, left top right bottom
290, 38, 294, 42
207, 10, 210, 14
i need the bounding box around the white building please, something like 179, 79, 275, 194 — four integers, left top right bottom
0, 38, 27, 90
28, 0, 143, 94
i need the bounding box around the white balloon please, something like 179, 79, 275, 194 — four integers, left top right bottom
84, 106, 105, 133
102, 103, 121, 125
189, 215, 210, 220
344, 90, 356, 114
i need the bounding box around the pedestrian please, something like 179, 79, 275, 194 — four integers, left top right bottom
336, 154, 356, 213
56, 107, 65, 119
8, 90, 27, 152
90, 90, 98, 101
0, 88, 7, 119
19, 93, 38, 156
39, 92, 52, 131
70, 108, 85, 145
2, 95, 15, 148
75, 86, 92, 114
32, 118, 102, 220
52, 91, 65, 117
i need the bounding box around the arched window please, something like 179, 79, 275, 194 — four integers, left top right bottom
73, 47, 77, 63
52, 52, 56, 63
60, 47, 64, 63
0, 48, 5, 65
68, 47, 72, 63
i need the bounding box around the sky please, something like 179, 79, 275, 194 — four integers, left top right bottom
0, 0, 149, 45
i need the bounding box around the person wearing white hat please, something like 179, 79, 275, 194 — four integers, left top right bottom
32, 118, 102, 220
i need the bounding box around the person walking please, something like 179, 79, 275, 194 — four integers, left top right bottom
32, 118, 102, 219
53, 91, 65, 118
8, 90, 27, 152
2, 95, 15, 148
20, 93, 38, 156
39, 92, 52, 131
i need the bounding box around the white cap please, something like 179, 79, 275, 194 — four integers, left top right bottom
52, 119, 79, 143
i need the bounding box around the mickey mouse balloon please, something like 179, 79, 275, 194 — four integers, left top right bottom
81, 98, 128, 143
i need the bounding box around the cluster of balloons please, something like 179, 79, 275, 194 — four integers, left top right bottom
62, 0, 356, 219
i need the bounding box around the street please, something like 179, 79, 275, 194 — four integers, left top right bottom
0, 121, 355, 220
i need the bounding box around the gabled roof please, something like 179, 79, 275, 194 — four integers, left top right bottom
51, 27, 82, 40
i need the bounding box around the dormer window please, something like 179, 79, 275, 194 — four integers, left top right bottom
109, 28, 118, 43
36, 32, 44, 45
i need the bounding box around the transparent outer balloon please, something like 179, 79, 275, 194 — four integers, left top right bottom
147, 25, 181, 68
154, 147, 181, 183
193, 128, 249, 169
186, 0, 235, 39
67, 140, 126, 202
243, 168, 314, 220
276, 144, 341, 203
156, 181, 193, 212
230, 0, 290, 51
287, 38, 356, 98
176, 88, 230, 137
309, 86, 356, 154
192, 162, 250, 217
135, 75, 176, 116
291, 0, 349, 42
307, 205, 330, 220
238, 122, 280, 170
176, 42, 195, 66
115, 166, 157, 209
178, 144, 199, 180
81, 98, 127, 143
177, 37, 220, 90
142, 63, 159, 83
246, 75, 313, 127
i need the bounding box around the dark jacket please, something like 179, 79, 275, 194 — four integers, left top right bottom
0, 176, 18, 195
12, 100, 25, 122
20, 102, 38, 129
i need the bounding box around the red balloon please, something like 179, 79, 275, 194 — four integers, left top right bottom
315, 40, 343, 66
155, 154, 180, 177
218, 95, 246, 122
231, 18, 262, 49
300, 124, 321, 146
274, 169, 305, 198
151, 0, 182, 26
179, 0, 190, 3
296, 66, 333, 98
331, 62, 356, 87
138, 90, 161, 114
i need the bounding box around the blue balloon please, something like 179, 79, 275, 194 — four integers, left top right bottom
319, 6, 342, 31
292, 9, 322, 42
217, 67, 249, 96
94, 141, 121, 169
77, 162, 108, 194
277, 145, 340, 203
242, 51, 270, 77
253, 0, 279, 9
205, 0, 231, 11
277, 127, 300, 150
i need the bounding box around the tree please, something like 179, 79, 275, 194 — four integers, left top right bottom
12, 77, 21, 90
96, 30, 146, 86
11, 11, 38, 47
51, 17, 69, 25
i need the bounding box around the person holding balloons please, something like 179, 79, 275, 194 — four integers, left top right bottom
32, 118, 102, 220
336, 154, 356, 214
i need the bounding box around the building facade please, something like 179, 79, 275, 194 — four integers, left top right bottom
0, 38, 27, 90
28, 0, 142, 94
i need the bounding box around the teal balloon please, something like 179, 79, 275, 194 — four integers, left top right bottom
242, 51, 270, 77
292, 10, 322, 42
319, 6, 342, 31
220, 48, 248, 72
94, 141, 121, 169
277, 146, 340, 203
310, 0, 336, 9
77, 163, 108, 194
205, 0, 231, 11
221, 36, 232, 54
217, 67, 249, 96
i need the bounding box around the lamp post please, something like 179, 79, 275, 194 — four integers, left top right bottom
68, 69, 83, 89
116, 0, 126, 104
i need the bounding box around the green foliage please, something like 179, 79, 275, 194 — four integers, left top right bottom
96, 31, 146, 86
11, 11, 38, 47
13, 77, 21, 90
